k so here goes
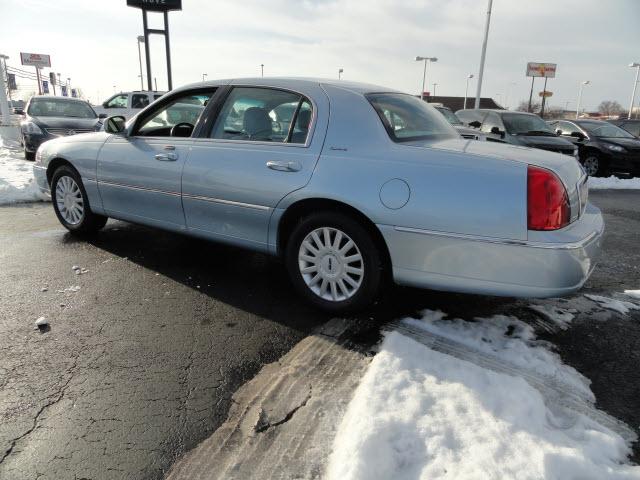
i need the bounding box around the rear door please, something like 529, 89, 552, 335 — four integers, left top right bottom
182, 84, 329, 249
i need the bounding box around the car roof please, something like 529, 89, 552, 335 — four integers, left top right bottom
29, 96, 89, 104
172, 77, 400, 96
575, 119, 608, 125
470, 109, 536, 116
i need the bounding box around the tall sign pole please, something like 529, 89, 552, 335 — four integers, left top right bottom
474, 0, 493, 109
128, 0, 181, 92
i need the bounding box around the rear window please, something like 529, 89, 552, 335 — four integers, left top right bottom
367, 93, 457, 142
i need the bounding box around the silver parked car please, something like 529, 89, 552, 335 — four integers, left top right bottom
33, 78, 604, 312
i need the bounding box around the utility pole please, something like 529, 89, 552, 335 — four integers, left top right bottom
137, 36, 145, 90
261, 64, 264, 77
474, 0, 493, 109
628, 62, 640, 120
432, 83, 438, 96
540, 77, 548, 118
0, 54, 10, 125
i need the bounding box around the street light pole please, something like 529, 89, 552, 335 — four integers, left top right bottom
202, 73, 207, 82
628, 62, 640, 120
137, 36, 145, 90
415, 56, 437, 100
261, 64, 264, 77
576, 80, 590, 120
474, 0, 493, 109
463, 74, 473, 109
338, 68, 343, 80
432, 83, 438, 96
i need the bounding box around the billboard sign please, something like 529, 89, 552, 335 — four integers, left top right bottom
526, 62, 557, 78
538, 91, 553, 98
61, 85, 68, 97
42, 80, 49, 94
20, 52, 51, 68
126, 0, 182, 11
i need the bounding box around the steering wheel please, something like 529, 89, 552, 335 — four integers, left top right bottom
170, 122, 195, 137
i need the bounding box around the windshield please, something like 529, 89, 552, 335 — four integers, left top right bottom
501, 113, 555, 135
28, 98, 96, 119
579, 122, 634, 139
436, 107, 463, 126
367, 93, 457, 142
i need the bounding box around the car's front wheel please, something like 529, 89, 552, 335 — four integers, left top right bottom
582, 154, 607, 177
51, 165, 108, 234
285, 212, 383, 313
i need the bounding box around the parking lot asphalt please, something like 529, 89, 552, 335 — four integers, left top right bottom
0, 189, 639, 479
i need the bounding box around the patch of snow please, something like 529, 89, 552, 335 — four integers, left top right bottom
0, 136, 49, 205
529, 303, 575, 330
58, 285, 81, 293
624, 290, 640, 300
327, 310, 640, 480
584, 294, 640, 315
588, 176, 640, 190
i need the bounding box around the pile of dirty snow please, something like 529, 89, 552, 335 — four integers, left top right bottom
0, 136, 48, 205
327, 310, 640, 480
589, 176, 640, 190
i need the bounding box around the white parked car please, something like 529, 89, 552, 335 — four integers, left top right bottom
92, 91, 165, 120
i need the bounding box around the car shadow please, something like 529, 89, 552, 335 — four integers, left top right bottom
60, 219, 520, 347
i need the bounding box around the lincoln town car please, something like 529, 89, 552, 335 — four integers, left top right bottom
33, 78, 604, 312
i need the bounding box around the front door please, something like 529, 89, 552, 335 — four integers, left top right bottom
97, 89, 217, 229
182, 85, 329, 250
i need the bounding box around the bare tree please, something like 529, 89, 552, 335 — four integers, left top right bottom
516, 100, 540, 113
598, 100, 623, 117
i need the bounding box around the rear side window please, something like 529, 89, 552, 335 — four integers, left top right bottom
620, 122, 640, 137
453, 109, 485, 128
131, 94, 149, 109
367, 93, 457, 142
211, 87, 313, 144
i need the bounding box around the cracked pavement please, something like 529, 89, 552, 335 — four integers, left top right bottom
1, 190, 639, 479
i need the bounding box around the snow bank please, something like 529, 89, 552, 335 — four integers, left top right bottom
585, 294, 640, 315
326, 311, 640, 480
0, 136, 48, 205
589, 176, 640, 190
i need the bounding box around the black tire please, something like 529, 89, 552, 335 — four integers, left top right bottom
285, 212, 383, 313
582, 153, 608, 177
24, 149, 35, 161
51, 165, 108, 234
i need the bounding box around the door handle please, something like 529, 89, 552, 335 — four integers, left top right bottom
266, 160, 301, 172
155, 153, 178, 161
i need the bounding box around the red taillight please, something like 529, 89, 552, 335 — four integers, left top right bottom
527, 165, 570, 231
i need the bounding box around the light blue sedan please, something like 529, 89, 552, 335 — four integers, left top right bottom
33, 78, 604, 312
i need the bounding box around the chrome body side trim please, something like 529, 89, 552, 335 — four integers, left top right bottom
98, 180, 270, 210
393, 225, 599, 250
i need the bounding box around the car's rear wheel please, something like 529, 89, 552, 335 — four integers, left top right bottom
51, 165, 108, 234
285, 212, 382, 313
582, 154, 607, 177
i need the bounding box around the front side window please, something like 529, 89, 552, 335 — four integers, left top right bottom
131, 94, 149, 109
211, 87, 313, 144
27, 98, 96, 119
367, 93, 457, 142
135, 91, 214, 137
480, 112, 503, 133
105, 94, 128, 108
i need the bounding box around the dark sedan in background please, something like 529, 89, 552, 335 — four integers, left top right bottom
20, 97, 106, 160
456, 109, 577, 158
549, 119, 640, 177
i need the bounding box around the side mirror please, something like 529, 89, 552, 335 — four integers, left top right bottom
555, 129, 562, 136
570, 131, 585, 140
102, 101, 109, 108
104, 115, 126, 134
98, 113, 108, 119
490, 126, 505, 138
468, 120, 481, 129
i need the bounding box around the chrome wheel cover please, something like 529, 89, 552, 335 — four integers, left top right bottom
298, 227, 364, 302
583, 156, 599, 176
55, 175, 84, 225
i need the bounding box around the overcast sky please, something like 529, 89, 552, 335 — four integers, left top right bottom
1, 0, 638, 110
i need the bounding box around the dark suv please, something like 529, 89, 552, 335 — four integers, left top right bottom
456, 109, 577, 157
548, 119, 640, 177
